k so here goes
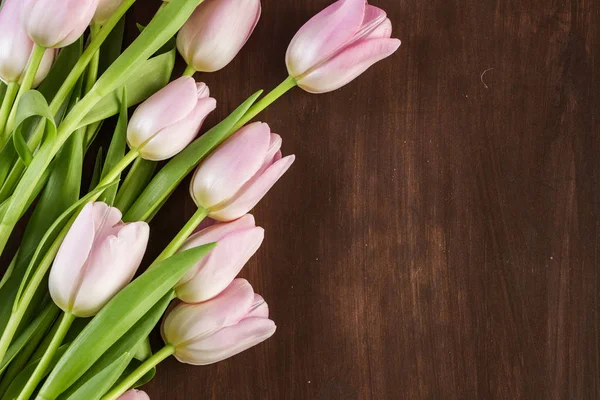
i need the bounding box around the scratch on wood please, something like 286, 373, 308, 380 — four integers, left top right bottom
480, 68, 494, 89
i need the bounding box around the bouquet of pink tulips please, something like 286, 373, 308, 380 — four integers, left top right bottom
0, 0, 399, 398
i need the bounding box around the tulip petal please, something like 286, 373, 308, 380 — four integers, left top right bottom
90, 202, 123, 243
357, 6, 388, 39
0, 0, 34, 83
49, 203, 96, 312
260, 133, 282, 170
176, 227, 264, 303
286, 0, 366, 77
366, 18, 392, 40
117, 390, 150, 400
54, 0, 99, 48
190, 122, 271, 209
163, 279, 255, 346
93, 0, 125, 25
210, 155, 295, 221
71, 222, 149, 317
137, 96, 216, 161
177, 215, 257, 285
182, 214, 257, 249
177, 0, 261, 72
174, 317, 276, 365
246, 294, 269, 319
127, 77, 199, 150
22, 0, 99, 48
33, 48, 57, 86
296, 38, 400, 94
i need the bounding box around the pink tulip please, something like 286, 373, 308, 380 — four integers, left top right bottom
93, 0, 124, 25
176, 0, 261, 72
21, 0, 99, 48
0, 0, 55, 85
176, 214, 264, 303
117, 390, 150, 400
162, 279, 276, 365
286, 0, 400, 93
190, 122, 294, 221
127, 77, 216, 161
49, 202, 149, 317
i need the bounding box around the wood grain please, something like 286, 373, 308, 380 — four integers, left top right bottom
2, 0, 598, 398
130, 0, 600, 398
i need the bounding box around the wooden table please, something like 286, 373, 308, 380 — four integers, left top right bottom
38, 0, 600, 398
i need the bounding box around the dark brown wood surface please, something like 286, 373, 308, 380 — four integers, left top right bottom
66, 0, 600, 399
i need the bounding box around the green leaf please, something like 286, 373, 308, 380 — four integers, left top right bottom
124, 91, 263, 223
133, 338, 152, 361
0, 255, 15, 291
40, 243, 216, 399
93, 0, 201, 97
98, 18, 126, 76
0, 65, 85, 205
89, 147, 104, 192
136, 23, 177, 56
123, 360, 156, 388
0, 82, 6, 102
84, 121, 104, 151
100, 87, 128, 204
12, 90, 56, 167
59, 292, 172, 398
114, 158, 157, 214
0, 300, 57, 397
63, 353, 131, 400
38, 39, 83, 105
0, 303, 59, 374
79, 50, 175, 128
13, 130, 82, 274
0, 344, 69, 400
0, 169, 49, 223
0, 88, 87, 336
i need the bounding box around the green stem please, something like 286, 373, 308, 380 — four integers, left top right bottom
114, 157, 153, 212
98, 150, 139, 187
17, 312, 75, 400
0, 82, 19, 148
152, 206, 207, 266
0, 161, 24, 203
84, 25, 102, 96
0, 253, 16, 290
101, 345, 174, 400
182, 64, 196, 77
0, 216, 70, 365
49, 1, 136, 116
3, 45, 47, 140
231, 75, 297, 132
0, 304, 59, 397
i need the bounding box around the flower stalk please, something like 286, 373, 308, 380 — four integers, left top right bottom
101, 345, 175, 400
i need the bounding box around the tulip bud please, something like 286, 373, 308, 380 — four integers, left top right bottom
21, 0, 99, 48
49, 202, 149, 317
118, 390, 150, 400
127, 77, 216, 161
176, 0, 261, 73
190, 122, 294, 221
286, 0, 401, 93
0, 0, 56, 85
162, 279, 276, 365
176, 215, 264, 303
93, 0, 124, 25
